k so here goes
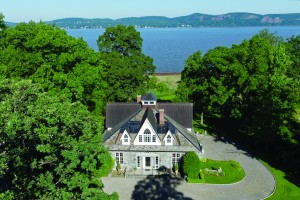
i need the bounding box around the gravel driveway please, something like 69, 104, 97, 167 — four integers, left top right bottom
102, 135, 276, 200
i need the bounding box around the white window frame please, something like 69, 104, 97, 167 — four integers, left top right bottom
124, 134, 129, 143
116, 152, 124, 164
121, 131, 130, 145
155, 156, 159, 169
144, 129, 151, 142
163, 131, 174, 146
152, 135, 156, 143
136, 156, 141, 168
167, 135, 172, 143
133, 118, 161, 145
172, 153, 181, 167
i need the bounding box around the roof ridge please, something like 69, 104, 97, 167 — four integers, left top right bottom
141, 107, 157, 132
164, 114, 201, 151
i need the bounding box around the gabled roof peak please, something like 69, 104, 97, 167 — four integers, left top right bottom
142, 92, 157, 101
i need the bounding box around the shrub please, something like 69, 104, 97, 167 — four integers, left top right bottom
187, 172, 205, 183
99, 152, 114, 176
182, 151, 201, 179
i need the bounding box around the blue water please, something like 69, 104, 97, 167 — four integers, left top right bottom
67, 27, 300, 72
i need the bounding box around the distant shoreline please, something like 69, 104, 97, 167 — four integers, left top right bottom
154, 72, 181, 76
6, 12, 300, 28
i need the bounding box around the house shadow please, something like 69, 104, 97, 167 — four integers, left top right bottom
131, 174, 192, 200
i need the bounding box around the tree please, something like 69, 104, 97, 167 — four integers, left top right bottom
97, 25, 155, 102
0, 22, 107, 115
177, 30, 299, 145
285, 35, 300, 78
0, 13, 5, 30
0, 79, 116, 199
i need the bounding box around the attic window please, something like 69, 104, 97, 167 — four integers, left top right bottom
167, 135, 172, 143
124, 134, 128, 143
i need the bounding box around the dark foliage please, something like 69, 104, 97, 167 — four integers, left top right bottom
182, 151, 201, 179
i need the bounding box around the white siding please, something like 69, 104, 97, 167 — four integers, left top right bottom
133, 119, 161, 145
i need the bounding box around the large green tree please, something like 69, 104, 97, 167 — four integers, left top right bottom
285, 35, 300, 79
0, 79, 116, 199
0, 22, 106, 115
177, 30, 299, 145
0, 13, 5, 31
97, 25, 155, 102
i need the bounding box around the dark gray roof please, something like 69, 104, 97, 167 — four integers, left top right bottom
142, 92, 157, 101
103, 109, 142, 142
141, 107, 157, 132
165, 114, 201, 151
106, 103, 141, 128
157, 103, 193, 128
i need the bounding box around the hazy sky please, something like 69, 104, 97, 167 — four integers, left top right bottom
1, 0, 300, 22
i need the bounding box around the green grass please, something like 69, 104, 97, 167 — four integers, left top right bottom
149, 74, 181, 101
261, 160, 300, 200
193, 119, 209, 135
155, 74, 181, 90
200, 159, 245, 184
186, 159, 245, 184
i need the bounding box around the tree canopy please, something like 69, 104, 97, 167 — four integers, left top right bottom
177, 30, 299, 146
0, 79, 116, 199
97, 25, 155, 102
0, 22, 107, 115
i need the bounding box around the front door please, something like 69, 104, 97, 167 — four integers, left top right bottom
144, 157, 151, 169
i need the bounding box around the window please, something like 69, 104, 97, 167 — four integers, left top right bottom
137, 156, 140, 168
150, 102, 154, 105
152, 135, 156, 143
116, 152, 124, 164
167, 135, 172, 143
155, 156, 159, 169
139, 135, 142, 142
144, 129, 151, 142
144, 101, 149, 104
124, 134, 128, 143
172, 153, 181, 167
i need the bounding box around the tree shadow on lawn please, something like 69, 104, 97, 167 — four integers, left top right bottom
131, 174, 192, 200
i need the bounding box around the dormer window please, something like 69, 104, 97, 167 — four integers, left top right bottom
124, 134, 128, 143
141, 93, 157, 106
163, 131, 173, 146
121, 131, 130, 145
167, 135, 172, 143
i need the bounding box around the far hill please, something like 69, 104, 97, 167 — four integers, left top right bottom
6, 13, 300, 28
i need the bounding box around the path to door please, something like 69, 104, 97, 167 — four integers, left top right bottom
102, 135, 276, 200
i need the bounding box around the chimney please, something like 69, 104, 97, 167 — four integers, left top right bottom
159, 109, 164, 125
137, 95, 141, 103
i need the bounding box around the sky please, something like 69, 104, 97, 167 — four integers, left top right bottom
1, 0, 300, 22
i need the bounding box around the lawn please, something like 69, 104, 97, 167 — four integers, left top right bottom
187, 159, 245, 184
261, 160, 300, 200
149, 73, 181, 101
